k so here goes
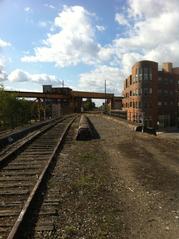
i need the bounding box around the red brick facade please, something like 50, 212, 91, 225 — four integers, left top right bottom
122, 60, 179, 128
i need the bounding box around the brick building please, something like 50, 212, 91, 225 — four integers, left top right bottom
107, 96, 123, 110
122, 60, 179, 128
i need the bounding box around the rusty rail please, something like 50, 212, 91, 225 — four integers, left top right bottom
7, 116, 77, 239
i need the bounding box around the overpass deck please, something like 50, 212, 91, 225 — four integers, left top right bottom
5, 90, 114, 99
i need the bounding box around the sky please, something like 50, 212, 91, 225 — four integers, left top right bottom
1, 0, 179, 97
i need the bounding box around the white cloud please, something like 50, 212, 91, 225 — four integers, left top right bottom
113, 0, 179, 75
8, 69, 61, 85
24, 7, 32, 12
79, 65, 125, 95
0, 38, 10, 82
0, 65, 8, 82
115, 13, 129, 26
121, 52, 143, 75
98, 46, 114, 62
128, 0, 179, 18
8, 69, 29, 82
79, 0, 179, 94
20, 1, 179, 95
0, 73, 7, 82
21, 5, 101, 67
0, 39, 11, 48
38, 21, 48, 28
0, 56, 8, 67
44, 3, 55, 9
96, 25, 106, 32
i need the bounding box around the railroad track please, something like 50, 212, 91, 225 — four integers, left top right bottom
0, 115, 77, 239
19, 118, 79, 238
0, 129, 13, 137
0, 117, 63, 153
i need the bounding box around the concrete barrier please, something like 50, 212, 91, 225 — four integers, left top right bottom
76, 115, 93, 140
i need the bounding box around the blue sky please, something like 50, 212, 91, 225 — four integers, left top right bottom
1, 0, 179, 96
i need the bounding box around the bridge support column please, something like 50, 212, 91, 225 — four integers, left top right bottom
60, 99, 74, 114
73, 97, 82, 113
52, 100, 61, 118
107, 98, 113, 111
43, 99, 46, 120
37, 98, 41, 121
37, 98, 46, 121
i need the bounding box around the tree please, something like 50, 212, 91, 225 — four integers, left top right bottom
83, 98, 95, 111
0, 85, 32, 128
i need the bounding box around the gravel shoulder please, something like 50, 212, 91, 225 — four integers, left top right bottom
48, 114, 179, 239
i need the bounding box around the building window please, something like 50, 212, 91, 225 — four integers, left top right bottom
139, 67, 142, 74
143, 88, 148, 96
130, 77, 132, 85
143, 67, 148, 81
132, 75, 135, 83
130, 91, 132, 96
149, 88, 152, 94
139, 67, 142, 80
164, 102, 167, 106
164, 78, 168, 84
149, 67, 152, 80
130, 102, 132, 107
144, 67, 148, 74
143, 75, 148, 81
159, 77, 162, 81
143, 102, 148, 108
164, 90, 168, 94
133, 89, 138, 96
148, 102, 152, 108
158, 101, 162, 106
135, 68, 139, 82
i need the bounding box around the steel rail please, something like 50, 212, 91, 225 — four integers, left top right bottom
0, 117, 59, 147
7, 115, 77, 239
0, 122, 57, 168
0, 115, 74, 168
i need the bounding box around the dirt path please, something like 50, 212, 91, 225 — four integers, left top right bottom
88, 115, 179, 239
50, 114, 179, 239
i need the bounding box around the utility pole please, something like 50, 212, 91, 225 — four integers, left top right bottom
104, 80, 107, 112
176, 90, 179, 127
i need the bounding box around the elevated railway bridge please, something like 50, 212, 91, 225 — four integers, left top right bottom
5, 86, 122, 119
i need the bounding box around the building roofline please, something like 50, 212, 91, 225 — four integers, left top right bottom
132, 60, 158, 69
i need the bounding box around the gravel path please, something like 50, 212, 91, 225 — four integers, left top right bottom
88, 115, 179, 239
42, 114, 179, 239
